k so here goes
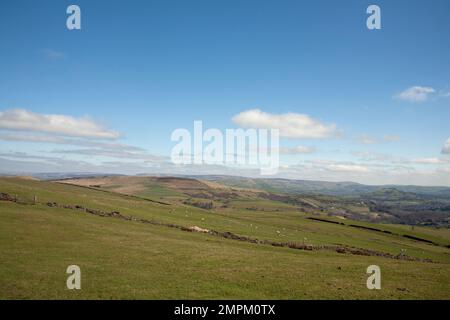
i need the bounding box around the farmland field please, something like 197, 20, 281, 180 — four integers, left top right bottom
1, 177, 449, 299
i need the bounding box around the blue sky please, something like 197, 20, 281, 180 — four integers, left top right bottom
0, 0, 449, 185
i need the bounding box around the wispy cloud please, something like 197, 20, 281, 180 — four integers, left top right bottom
281, 160, 450, 186
358, 135, 378, 145
353, 151, 399, 162
412, 157, 450, 165
353, 151, 450, 166
288, 159, 411, 178
0, 109, 120, 139
395, 86, 435, 102
383, 135, 401, 142
357, 134, 400, 145
50, 148, 167, 163
42, 48, 65, 59
327, 163, 371, 173
232, 109, 339, 139
278, 146, 316, 154
442, 138, 450, 154
438, 90, 450, 98
0, 133, 143, 152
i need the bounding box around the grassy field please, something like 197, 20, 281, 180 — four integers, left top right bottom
1, 177, 449, 299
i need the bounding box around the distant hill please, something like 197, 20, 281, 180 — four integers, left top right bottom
189, 175, 450, 198
3, 172, 449, 198
52, 174, 450, 227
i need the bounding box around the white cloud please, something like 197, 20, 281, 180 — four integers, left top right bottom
396, 86, 435, 102
412, 158, 448, 164
278, 146, 316, 154
442, 138, 450, 154
232, 109, 338, 139
0, 109, 120, 139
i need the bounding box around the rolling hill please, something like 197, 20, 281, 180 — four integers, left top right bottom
57, 175, 450, 227
1, 176, 449, 299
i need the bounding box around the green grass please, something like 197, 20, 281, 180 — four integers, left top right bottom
1, 177, 449, 299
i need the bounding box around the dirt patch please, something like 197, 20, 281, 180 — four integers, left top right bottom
189, 226, 210, 233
